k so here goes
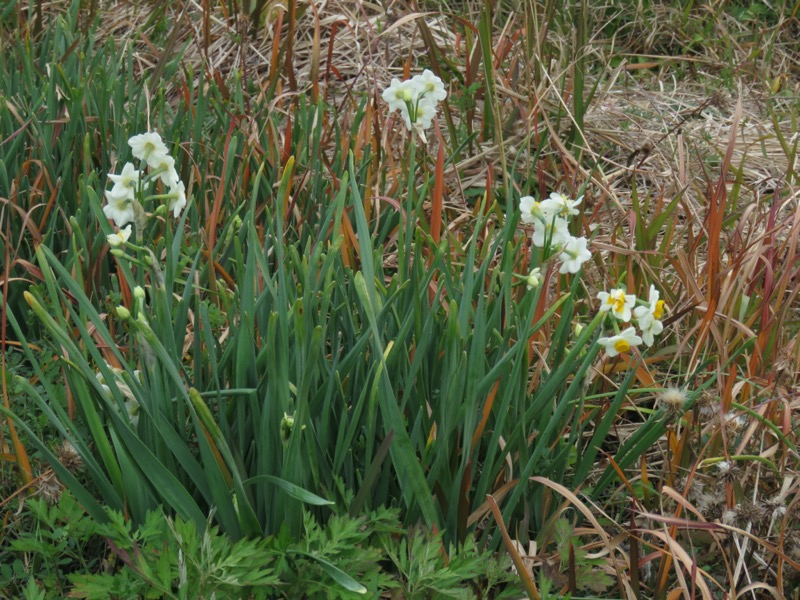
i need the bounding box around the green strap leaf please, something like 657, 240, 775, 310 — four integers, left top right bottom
241, 475, 334, 506
290, 551, 367, 594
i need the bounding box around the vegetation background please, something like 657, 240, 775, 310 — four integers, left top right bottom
1, 0, 799, 598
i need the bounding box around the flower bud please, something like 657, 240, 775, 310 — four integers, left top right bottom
280, 412, 295, 444
116, 306, 131, 320
526, 267, 542, 290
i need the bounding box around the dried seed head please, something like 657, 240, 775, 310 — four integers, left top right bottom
723, 412, 748, 434
697, 492, 721, 517
734, 500, 762, 526
56, 440, 83, 474
696, 392, 718, 420
37, 470, 62, 505
689, 480, 725, 520
658, 387, 688, 418
714, 460, 741, 486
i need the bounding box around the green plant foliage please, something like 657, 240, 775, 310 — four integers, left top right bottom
63, 499, 519, 599
0, 492, 106, 598
0, 0, 186, 337
1, 75, 648, 553
275, 506, 400, 598
384, 530, 520, 599
69, 508, 282, 599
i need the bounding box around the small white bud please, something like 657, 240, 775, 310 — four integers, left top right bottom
526, 268, 542, 290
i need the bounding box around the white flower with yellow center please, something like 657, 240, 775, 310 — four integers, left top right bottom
412, 69, 447, 104
519, 196, 544, 225
540, 192, 582, 219
383, 70, 447, 138
382, 78, 417, 112
107, 162, 141, 201
167, 181, 187, 217
634, 285, 666, 320
634, 285, 665, 346
150, 153, 180, 188
598, 327, 642, 357
128, 131, 169, 170
106, 225, 132, 248
103, 188, 135, 227
558, 236, 592, 274
597, 288, 636, 322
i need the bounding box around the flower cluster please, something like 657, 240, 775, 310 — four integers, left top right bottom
103, 131, 186, 231
597, 284, 666, 356
519, 192, 592, 274
382, 70, 447, 139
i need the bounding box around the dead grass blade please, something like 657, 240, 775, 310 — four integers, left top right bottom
529, 477, 630, 587
467, 479, 516, 528
487, 494, 541, 600
734, 582, 784, 599
638, 511, 800, 571
645, 528, 717, 599
689, 92, 743, 373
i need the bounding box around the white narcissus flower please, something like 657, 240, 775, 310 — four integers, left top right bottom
637, 313, 664, 347
634, 284, 666, 321
597, 288, 636, 322
382, 78, 417, 113
557, 236, 592, 273
383, 70, 446, 135
519, 196, 543, 225
412, 69, 447, 104
149, 153, 180, 188
541, 192, 582, 218
532, 216, 570, 248
106, 225, 132, 248
107, 162, 142, 201
526, 267, 542, 290
634, 285, 666, 346
128, 132, 169, 170
103, 189, 135, 227
598, 326, 642, 357
168, 181, 186, 217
